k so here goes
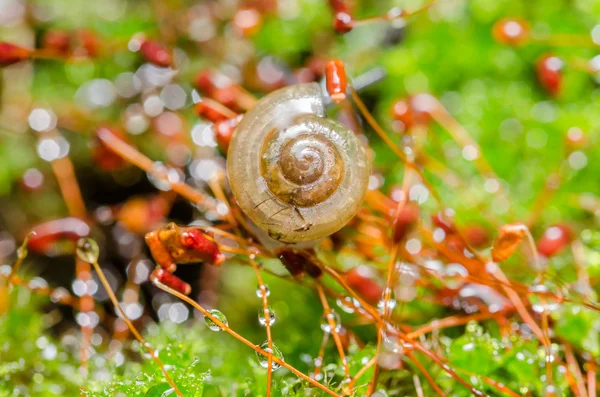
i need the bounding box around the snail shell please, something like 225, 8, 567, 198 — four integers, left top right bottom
227, 83, 370, 243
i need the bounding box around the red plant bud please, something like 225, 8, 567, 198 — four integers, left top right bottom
0, 42, 31, 66
344, 265, 382, 304
213, 115, 242, 153
329, 1, 353, 33
492, 18, 529, 46
491, 222, 527, 263
431, 211, 457, 234
78, 30, 100, 57
151, 269, 191, 295
180, 229, 226, 266
392, 203, 419, 243
464, 225, 490, 248
28, 217, 91, 255
276, 249, 305, 278
333, 12, 353, 33
276, 248, 322, 279
42, 30, 71, 55
92, 126, 129, 171
194, 69, 217, 94
536, 54, 563, 97
391, 99, 414, 131
140, 40, 172, 67
145, 231, 177, 273
194, 101, 229, 123
537, 224, 572, 258
325, 59, 347, 103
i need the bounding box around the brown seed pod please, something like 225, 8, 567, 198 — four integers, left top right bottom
227, 83, 370, 243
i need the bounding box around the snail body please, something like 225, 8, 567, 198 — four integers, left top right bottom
227, 83, 370, 243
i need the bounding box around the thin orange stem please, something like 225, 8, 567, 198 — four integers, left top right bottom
50, 156, 87, 219
152, 280, 341, 397
405, 351, 447, 397
342, 356, 376, 395
350, 89, 442, 206
564, 343, 587, 397
249, 257, 274, 397
588, 362, 596, 397
313, 332, 330, 378
316, 283, 350, 379
96, 128, 217, 213
90, 259, 182, 396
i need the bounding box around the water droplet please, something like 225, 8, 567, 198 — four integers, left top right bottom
258, 306, 276, 326
543, 385, 561, 397
76, 238, 99, 263
444, 263, 469, 289
377, 298, 397, 314
147, 161, 181, 191
256, 341, 284, 370
255, 285, 270, 298
320, 311, 342, 333
204, 309, 227, 331
336, 296, 359, 313
529, 280, 563, 313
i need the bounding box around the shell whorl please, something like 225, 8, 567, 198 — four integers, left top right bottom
227, 83, 370, 243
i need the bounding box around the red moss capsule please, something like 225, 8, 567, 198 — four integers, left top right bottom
194, 70, 217, 94
139, 40, 172, 67
77, 30, 100, 58
491, 222, 527, 263
390, 97, 430, 132
329, 0, 353, 33
42, 30, 71, 55
92, 126, 129, 171
536, 54, 563, 97
0, 42, 31, 66
179, 228, 226, 266
276, 248, 322, 279
326, 59, 347, 103
276, 248, 306, 278
213, 115, 242, 153
194, 70, 239, 110
464, 225, 490, 248
27, 217, 91, 255
145, 230, 177, 272
492, 18, 529, 46
431, 211, 457, 235
537, 224, 572, 258
117, 195, 169, 235
151, 268, 192, 295
344, 265, 382, 304
194, 101, 229, 123
392, 203, 419, 243
390, 99, 414, 131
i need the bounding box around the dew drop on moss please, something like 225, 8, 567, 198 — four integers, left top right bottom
204, 309, 227, 331
256, 341, 283, 370
258, 306, 276, 326
76, 238, 99, 263
320, 311, 341, 333
255, 284, 270, 298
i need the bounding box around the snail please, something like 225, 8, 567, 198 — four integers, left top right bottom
227, 82, 370, 243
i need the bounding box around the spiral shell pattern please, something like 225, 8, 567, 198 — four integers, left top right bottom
227, 83, 369, 243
